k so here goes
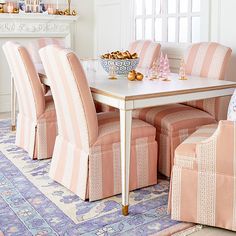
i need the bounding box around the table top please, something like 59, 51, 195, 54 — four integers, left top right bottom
87, 72, 236, 101
39, 63, 236, 101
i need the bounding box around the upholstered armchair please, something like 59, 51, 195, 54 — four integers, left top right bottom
169, 90, 236, 231
3, 42, 57, 160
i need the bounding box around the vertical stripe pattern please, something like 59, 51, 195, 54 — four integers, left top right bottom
38, 44, 159, 201
2, 42, 57, 160
184, 42, 232, 119
133, 103, 217, 177
129, 40, 161, 72
170, 121, 236, 231
28, 38, 65, 64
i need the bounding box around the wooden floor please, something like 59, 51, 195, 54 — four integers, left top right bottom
0, 112, 235, 236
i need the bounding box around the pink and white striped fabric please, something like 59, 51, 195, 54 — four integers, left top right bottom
129, 40, 161, 73
169, 120, 236, 231
3, 41, 57, 160
28, 38, 65, 65
132, 42, 232, 177
132, 104, 217, 177
39, 45, 158, 201
184, 42, 232, 121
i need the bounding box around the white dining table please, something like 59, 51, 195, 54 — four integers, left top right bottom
10, 66, 236, 216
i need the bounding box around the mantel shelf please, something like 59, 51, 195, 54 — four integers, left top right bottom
0, 13, 79, 22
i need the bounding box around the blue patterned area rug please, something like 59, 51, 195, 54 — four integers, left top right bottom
0, 120, 202, 236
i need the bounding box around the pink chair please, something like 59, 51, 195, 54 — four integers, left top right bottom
28, 38, 65, 66
28, 38, 66, 95
3, 41, 57, 160
133, 42, 232, 177
169, 89, 236, 231
96, 40, 161, 113
39, 45, 158, 201
129, 40, 161, 73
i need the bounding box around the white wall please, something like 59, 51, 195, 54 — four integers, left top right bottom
75, 0, 94, 58
94, 0, 133, 57
210, 0, 236, 82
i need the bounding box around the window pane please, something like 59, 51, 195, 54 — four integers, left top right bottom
179, 0, 188, 13
168, 17, 176, 42
192, 16, 200, 42
192, 0, 200, 12
135, 0, 143, 15
156, 0, 161, 14
136, 19, 143, 40
155, 18, 162, 41
179, 17, 188, 43
145, 0, 153, 15
145, 18, 152, 39
168, 0, 176, 14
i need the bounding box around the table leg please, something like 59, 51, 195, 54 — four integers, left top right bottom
120, 109, 132, 216
11, 75, 16, 131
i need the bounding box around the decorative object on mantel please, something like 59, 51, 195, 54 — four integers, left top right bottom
0, 0, 79, 15
18, 0, 46, 13
1, 0, 18, 13
179, 58, 188, 80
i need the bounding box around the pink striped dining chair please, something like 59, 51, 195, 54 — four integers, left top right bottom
129, 40, 161, 73
3, 41, 57, 160
28, 38, 65, 68
96, 40, 161, 113
169, 89, 236, 231
39, 45, 158, 201
133, 42, 232, 177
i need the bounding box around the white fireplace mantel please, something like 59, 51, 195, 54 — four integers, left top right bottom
0, 13, 79, 48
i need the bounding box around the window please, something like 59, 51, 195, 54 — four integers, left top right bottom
134, 0, 207, 44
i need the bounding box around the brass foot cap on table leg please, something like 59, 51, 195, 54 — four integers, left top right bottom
11, 125, 16, 131
122, 205, 129, 216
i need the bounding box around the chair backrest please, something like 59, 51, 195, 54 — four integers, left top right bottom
39, 45, 98, 149
184, 42, 232, 120
129, 40, 161, 72
29, 38, 65, 64
185, 42, 232, 80
227, 89, 236, 121
3, 41, 45, 121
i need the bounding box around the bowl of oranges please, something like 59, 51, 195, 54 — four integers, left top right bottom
100, 50, 139, 76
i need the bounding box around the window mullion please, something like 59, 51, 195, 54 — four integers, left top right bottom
162, 0, 168, 43
142, 0, 145, 39
176, 0, 180, 43
152, 0, 155, 41
188, 0, 192, 42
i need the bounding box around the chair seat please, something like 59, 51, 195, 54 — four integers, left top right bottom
133, 103, 216, 134
94, 112, 156, 148
133, 103, 217, 177
89, 112, 157, 201
174, 124, 218, 169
